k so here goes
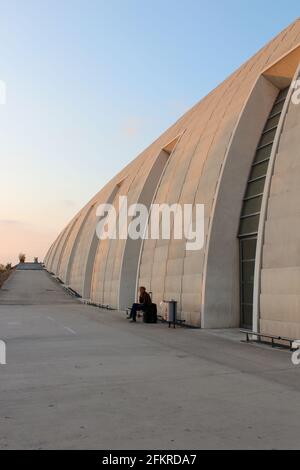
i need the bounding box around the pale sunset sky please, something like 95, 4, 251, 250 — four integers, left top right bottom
0, 0, 299, 265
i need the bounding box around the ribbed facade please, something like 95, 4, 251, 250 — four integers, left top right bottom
45, 19, 300, 335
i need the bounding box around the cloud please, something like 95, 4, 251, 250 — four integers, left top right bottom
121, 117, 141, 138
0, 219, 24, 225
61, 199, 77, 207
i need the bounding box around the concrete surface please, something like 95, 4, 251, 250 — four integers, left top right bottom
1, 269, 300, 450
16, 263, 43, 271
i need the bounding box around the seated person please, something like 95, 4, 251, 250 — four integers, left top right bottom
128, 286, 152, 322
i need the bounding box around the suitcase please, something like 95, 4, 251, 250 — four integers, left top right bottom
151, 303, 157, 323
143, 304, 157, 324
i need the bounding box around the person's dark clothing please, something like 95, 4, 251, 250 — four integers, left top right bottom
139, 291, 151, 306
130, 292, 152, 321
130, 303, 145, 321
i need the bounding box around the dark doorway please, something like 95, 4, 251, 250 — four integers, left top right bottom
239, 237, 257, 329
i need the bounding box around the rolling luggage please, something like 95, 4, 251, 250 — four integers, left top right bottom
143, 303, 157, 324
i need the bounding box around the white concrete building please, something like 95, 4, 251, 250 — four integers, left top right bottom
45, 19, 300, 337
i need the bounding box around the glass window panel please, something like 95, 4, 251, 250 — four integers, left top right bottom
264, 113, 281, 132
239, 214, 260, 235
275, 87, 289, 103
258, 127, 277, 147
241, 238, 257, 260
242, 283, 254, 304
270, 99, 284, 116
242, 261, 255, 283
253, 144, 272, 164
239, 88, 288, 331
241, 196, 262, 216
245, 178, 265, 198
249, 160, 269, 180
241, 304, 253, 329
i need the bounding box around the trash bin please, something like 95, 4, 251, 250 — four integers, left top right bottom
164, 300, 177, 328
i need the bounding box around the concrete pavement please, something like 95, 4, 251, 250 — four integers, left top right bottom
0, 269, 300, 449
16, 262, 43, 271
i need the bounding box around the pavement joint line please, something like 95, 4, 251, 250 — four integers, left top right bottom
63, 326, 77, 335
46, 315, 77, 335
47, 316, 56, 322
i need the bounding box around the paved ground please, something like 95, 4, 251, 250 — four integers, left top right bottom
0, 269, 300, 450
16, 262, 43, 271
0, 268, 14, 289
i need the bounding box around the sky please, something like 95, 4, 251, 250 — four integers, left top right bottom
0, 0, 299, 265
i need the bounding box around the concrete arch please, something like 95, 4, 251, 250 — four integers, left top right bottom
118, 138, 181, 310
253, 59, 300, 334
202, 75, 279, 328
57, 216, 79, 279
65, 204, 95, 288
44, 242, 54, 266
47, 225, 69, 273
82, 181, 124, 300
